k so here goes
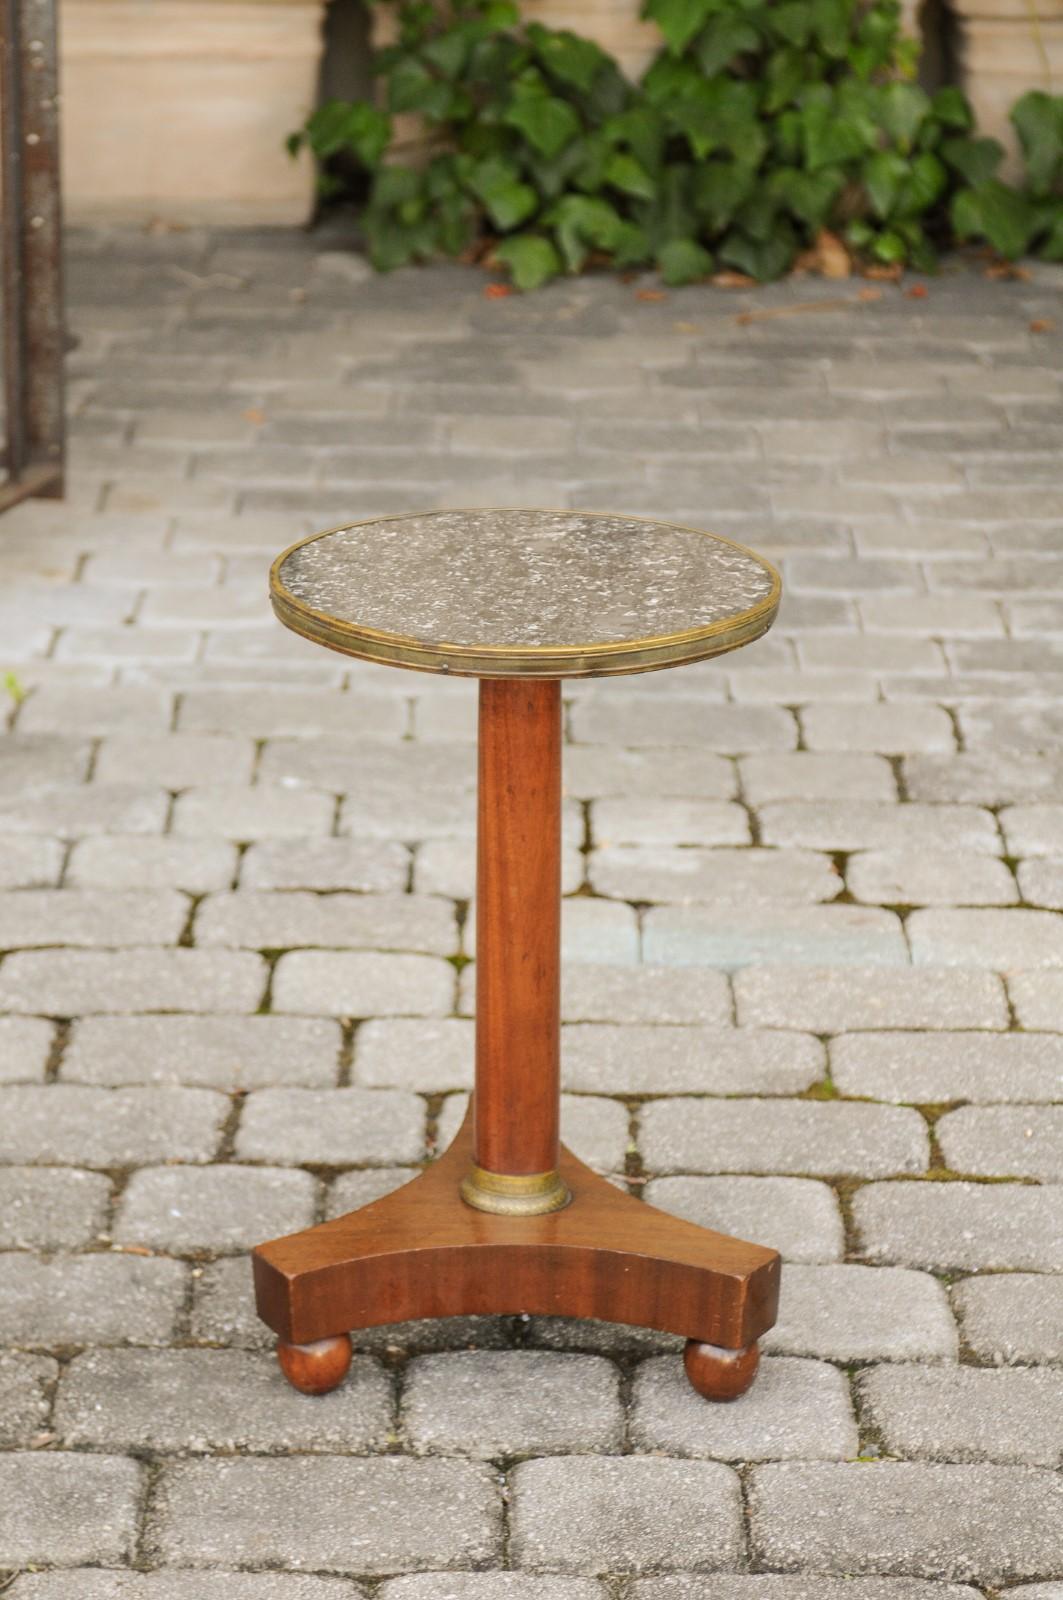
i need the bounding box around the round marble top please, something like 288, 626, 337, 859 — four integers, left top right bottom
270, 510, 780, 679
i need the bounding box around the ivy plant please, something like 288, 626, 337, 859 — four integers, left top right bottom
289, 0, 1063, 287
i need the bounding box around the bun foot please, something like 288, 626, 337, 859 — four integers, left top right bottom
277, 1333, 352, 1395
684, 1337, 759, 1402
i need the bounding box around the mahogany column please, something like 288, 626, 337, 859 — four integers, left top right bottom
460, 679, 570, 1216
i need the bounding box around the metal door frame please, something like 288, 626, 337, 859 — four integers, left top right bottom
1, 0, 64, 514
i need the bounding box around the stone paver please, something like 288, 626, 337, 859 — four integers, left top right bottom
748, 1461, 1063, 1581
150, 1457, 502, 1573
632, 1354, 857, 1460
857, 1364, 1063, 1467
509, 1455, 743, 1573
951, 1273, 1063, 1365
4, 234, 1063, 1594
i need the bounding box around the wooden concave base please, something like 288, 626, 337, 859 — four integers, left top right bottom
254, 1111, 778, 1399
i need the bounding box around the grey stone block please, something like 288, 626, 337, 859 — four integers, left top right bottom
8, 1574, 366, 1599
735, 965, 1008, 1031
179, 687, 404, 739
858, 1363, 1063, 1466
758, 802, 1000, 855
801, 704, 955, 754
0, 888, 187, 948
236, 1086, 425, 1165
56, 1346, 393, 1452
640, 1097, 928, 1177
18, 685, 172, 735
0, 1016, 55, 1081
910, 908, 1063, 969
0, 1168, 111, 1248
1009, 970, 1063, 1028
0, 1351, 57, 1444
936, 1105, 1063, 1180
0, 1251, 187, 1344
189, 1255, 274, 1351
951, 1273, 1063, 1364
150, 1456, 502, 1573
630, 1579, 980, 1600
0, 1084, 226, 1165
94, 732, 255, 786
328, 1167, 417, 1216
631, 1353, 857, 1460
563, 745, 735, 800
242, 837, 410, 893
0, 734, 93, 798
846, 850, 1017, 907
115, 1164, 317, 1251
0, 836, 65, 889
590, 847, 842, 906
904, 752, 1063, 806
561, 1023, 824, 1096
830, 1031, 1063, 1104
64, 1014, 343, 1088
380, 1578, 603, 1600
0, 782, 169, 839
739, 752, 898, 803
1002, 804, 1063, 856
643, 903, 907, 969
0, 1452, 144, 1567
644, 1175, 844, 1263
764, 1263, 957, 1362
591, 798, 749, 847
0, 948, 267, 1013
272, 951, 455, 1018
416, 836, 583, 898
402, 1350, 622, 1456
569, 698, 797, 751
1016, 857, 1063, 910
748, 1460, 1063, 1581
173, 784, 336, 840
853, 1181, 1063, 1271
67, 835, 238, 892
558, 964, 732, 1025
195, 890, 458, 956
509, 1455, 742, 1574
354, 1018, 473, 1090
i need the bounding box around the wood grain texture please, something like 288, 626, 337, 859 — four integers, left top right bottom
474, 679, 561, 1179
253, 1112, 780, 1351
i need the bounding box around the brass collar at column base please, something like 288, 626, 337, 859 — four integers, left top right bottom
460, 1164, 572, 1217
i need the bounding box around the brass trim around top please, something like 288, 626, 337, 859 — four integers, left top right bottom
460, 1163, 572, 1217
268, 508, 781, 681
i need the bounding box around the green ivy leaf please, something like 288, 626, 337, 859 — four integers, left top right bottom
695, 15, 761, 76
863, 148, 907, 217
877, 81, 931, 148
422, 29, 472, 79
604, 151, 658, 199
720, 224, 797, 280
641, 54, 704, 108
642, 0, 715, 55
951, 179, 1038, 259
931, 86, 974, 131
692, 160, 757, 229
612, 221, 654, 266
658, 237, 714, 284
769, 2, 813, 47
468, 157, 539, 229
872, 228, 907, 262
504, 94, 582, 159
800, 100, 870, 171
810, 0, 852, 58
941, 135, 1003, 189
768, 164, 843, 226
603, 107, 667, 174
372, 165, 424, 210
1036, 199, 1063, 261
547, 192, 624, 269
495, 233, 563, 289
894, 151, 947, 217
763, 47, 807, 114
300, 100, 393, 167
1011, 89, 1063, 198
363, 210, 435, 272
387, 57, 455, 119
527, 23, 608, 91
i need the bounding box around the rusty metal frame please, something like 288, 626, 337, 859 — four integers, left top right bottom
1, 0, 64, 514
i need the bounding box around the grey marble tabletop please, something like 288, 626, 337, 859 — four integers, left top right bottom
271, 509, 780, 679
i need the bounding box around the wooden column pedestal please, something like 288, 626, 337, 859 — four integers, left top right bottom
252, 679, 781, 1403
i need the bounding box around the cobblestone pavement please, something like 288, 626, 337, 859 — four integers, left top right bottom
1, 228, 1062, 1596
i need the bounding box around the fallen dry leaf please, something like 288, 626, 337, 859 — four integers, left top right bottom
711, 270, 756, 289
857, 287, 883, 302
862, 262, 904, 282
242, 407, 266, 426
635, 288, 668, 302
817, 229, 852, 279
1030, 318, 1057, 333
984, 260, 1031, 281
672, 321, 702, 333
114, 1244, 154, 1257
483, 282, 513, 299
736, 295, 871, 324
906, 284, 929, 299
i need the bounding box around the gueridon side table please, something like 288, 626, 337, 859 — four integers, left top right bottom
254, 509, 783, 1404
